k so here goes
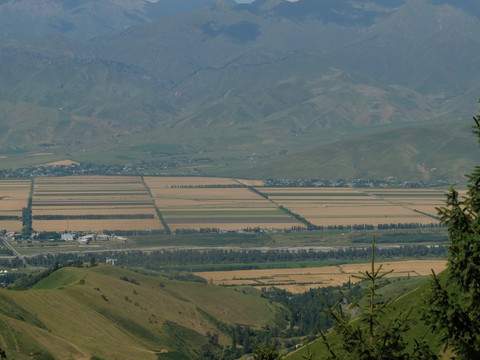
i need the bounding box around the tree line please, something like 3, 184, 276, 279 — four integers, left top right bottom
32, 214, 154, 220
17, 244, 445, 271
170, 184, 244, 188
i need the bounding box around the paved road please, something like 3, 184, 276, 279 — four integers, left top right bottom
1, 237, 28, 266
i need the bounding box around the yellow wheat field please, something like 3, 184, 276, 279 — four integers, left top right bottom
155, 198, 273, 210
363, 188, 467, 218
0, 180, 31, 231
32, 206, 156, 216
235, 179, 265, 186
148, 187, 261, 201
168, 221, 301, 231
264, 187, 443, 226
196, 260, 447, 293
144, 178, 303, 230
33, 218, 162, 232
0, 180, 31, 211
0, 177, 460, 232
31, 176, 163, 232
0, 220, 23, 232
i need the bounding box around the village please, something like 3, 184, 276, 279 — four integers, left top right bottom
2, 230, 127, 245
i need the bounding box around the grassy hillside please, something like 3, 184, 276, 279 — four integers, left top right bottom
284, 274, 446, 359
0, 265, 288, 359
216, 119, 480, 182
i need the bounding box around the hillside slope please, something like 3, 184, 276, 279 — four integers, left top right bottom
285, 274, 445, 359
0, 265, 287, 359
215, 119, 480, 182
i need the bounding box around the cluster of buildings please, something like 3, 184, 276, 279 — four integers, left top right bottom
61, 233, 127, 244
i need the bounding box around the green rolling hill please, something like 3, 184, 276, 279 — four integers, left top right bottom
214, 119, 480, 182
0, 264, 288, 359
284, 274, 446, 360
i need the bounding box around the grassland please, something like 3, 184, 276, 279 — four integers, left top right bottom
194, 259, 446, 294
284, 274, 447, 360
0, 264, 288, 359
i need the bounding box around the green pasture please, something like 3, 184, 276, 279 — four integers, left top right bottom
367, 194, 445, 199
0, 265, 287, 359
132, 232, 273, 247
162, 210, 285, 216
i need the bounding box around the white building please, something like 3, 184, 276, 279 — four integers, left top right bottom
61, 233, 74, 241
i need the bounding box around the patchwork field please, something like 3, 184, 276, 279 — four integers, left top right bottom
261, 187, 454, 227
195, 259, 447, 294
0, 176, 462, 233
235, 179, 265, 187
0, 179, 31, 232
144, 177, 303, 231
32, 176, 163, 232
362, 188, 467, 218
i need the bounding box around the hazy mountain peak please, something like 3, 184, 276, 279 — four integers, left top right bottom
430, 0, 480, 18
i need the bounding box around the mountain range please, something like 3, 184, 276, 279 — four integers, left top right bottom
0, 0, 479, 182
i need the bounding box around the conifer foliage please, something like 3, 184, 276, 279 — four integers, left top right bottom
423, 108, 480, 359
318, 237, 437, 360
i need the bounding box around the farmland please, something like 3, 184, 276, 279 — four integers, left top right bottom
31, 176, 162, 232
195, 259, 447, 294
362, 188, 466, 218
143, 177, 303, 231
262, 187, 455, 227
0, 176, 458, 234
0, 179, 31, 231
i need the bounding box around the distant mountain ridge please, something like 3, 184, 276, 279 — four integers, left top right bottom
0, 0, 222, 41
0, 0, 479, 181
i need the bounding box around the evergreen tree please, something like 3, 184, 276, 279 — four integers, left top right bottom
423, 109, 480, 359
318, 237, 437, 360
253, 345, 279, 360
89, 257, 97, 267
